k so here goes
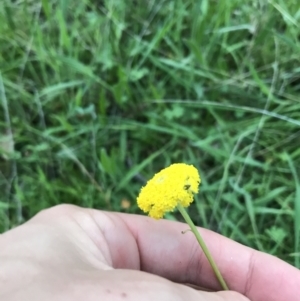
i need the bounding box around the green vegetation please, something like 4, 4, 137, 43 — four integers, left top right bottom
0, 1, 299, 267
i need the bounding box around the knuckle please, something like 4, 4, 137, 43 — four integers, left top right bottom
33, 204, 81, 221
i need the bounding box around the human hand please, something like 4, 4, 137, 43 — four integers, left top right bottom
0, 205, 299, 301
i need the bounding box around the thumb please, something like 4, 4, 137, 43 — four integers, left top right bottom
211, 291, 251, 301
177, 284, 250, 301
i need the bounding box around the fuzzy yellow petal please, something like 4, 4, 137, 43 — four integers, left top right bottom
137, 163, 201, 219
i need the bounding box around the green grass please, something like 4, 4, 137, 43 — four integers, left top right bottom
0, 0, 300, 267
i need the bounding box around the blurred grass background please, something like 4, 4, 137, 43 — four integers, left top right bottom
0, 0, 299, 267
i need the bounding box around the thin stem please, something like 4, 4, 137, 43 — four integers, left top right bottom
177, 204, 229, 290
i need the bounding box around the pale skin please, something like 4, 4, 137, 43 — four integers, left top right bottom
0, 205, 299, 301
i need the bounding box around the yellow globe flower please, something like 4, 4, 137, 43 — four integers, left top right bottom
136, 163, 228, 291
137, 163, 201, 219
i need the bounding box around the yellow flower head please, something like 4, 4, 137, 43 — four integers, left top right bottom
137, 163, 201, 219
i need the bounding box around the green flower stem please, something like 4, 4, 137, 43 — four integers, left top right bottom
177, 204, 229, 291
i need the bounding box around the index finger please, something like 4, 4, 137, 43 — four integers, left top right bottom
96, 211, 300, 301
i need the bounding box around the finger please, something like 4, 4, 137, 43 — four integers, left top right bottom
91, 210, 300, 301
